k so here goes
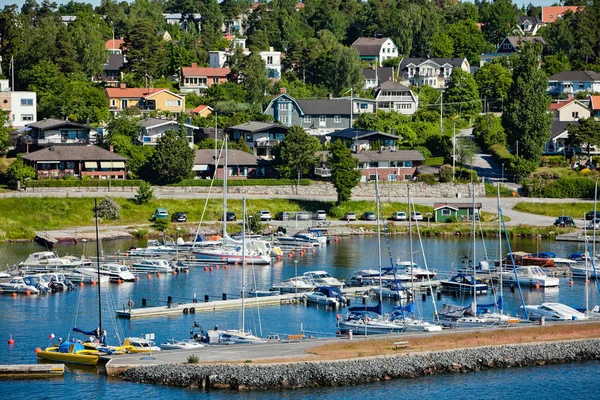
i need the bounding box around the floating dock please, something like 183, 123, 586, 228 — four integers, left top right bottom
0, 364, 64, 378
555, 232, 588, 243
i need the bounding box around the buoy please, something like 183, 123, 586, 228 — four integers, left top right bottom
91, 280, 96, 285
25, 290, 31, 296
277, 256, 281, 260
209, 267, 214, 272
224, 265, 228, 269
215, 265, 219, 269
185, 269, 189, 273
312, 249, 316, 253
204, 267, 208, 271
234, 261, 238, 266
135, 276, 140, 281
335, 238, 339, 242
35, 347, 41, 353
535, 284, 540, 289
221, 257, 226, 261
147, 274, 152, 279
569, 280, 574, 286
156, 273, 162, 277
79, 282, 84, 287
173, 271, 178, 275
117, 279, 122, 284
8, 335, 14, 345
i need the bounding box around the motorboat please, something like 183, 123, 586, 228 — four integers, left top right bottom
496, 252, 554, 268
129, 259, 173, 274
192, 240, 272, 265
190, 323, 266, 345
337, 304, 405, 335
277, 233, 322, 248
394, 261, 437, 280
64, 271, 109, 284
0, 276, 40, 294
271, 276, 315, 293
19, 251, 90, 271
39, 273, 76, 292
76, 263, 135, 282
440, 273, 488, 294
121, 337, 161, 353
303, 286, 347, 306
499, 265, 560, 287
247, 288, 280, 297
371, 280, 410, 299
522, 302, 589, 321
569, 263, 600, 278
159, 338, 205, 350
303, 271, 344, 288
348, 269, 383, 286
36, 339, 108, 366
438, 303, 519, 328
127, 240, 178, 257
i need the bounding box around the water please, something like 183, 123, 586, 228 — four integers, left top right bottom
1, 235, 599, 398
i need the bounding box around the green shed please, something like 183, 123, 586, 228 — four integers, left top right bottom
434, 202, 482, 223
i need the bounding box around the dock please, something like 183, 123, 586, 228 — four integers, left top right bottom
555, 232, 589, 243
0, 364, 64, 378
34, 229, 134, 247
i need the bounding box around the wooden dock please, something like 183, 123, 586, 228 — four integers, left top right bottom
0, 364, 64, 378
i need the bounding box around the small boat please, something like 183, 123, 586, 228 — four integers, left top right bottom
337, 304, 405, 335
371, 280, 410, 299
277, 233, 322, 248
394, 261, 437, 280
159, 338, 205, 350
36, 340, 106, 366
389, 303, 442, 332
121, 337, 161, 353
569, 263, 600, 278
522, 302, 589, 321
348, 269, 382, 286
496, 252, 554, 268
127, 240, 178, 256
438, 303, 520, 328
39, 273, 76, 292
247, 288, 280, 297
129, 259, 173, 274
19, 251, 90, 271
303, 271, 344, 288
304, 286, 347, 306
190, 323, 266, 345
271, 276, 315, 293
499, 265, 560, 287
76, 263, 135, 282
0, 276, 41, 294
440, 273, 488, 294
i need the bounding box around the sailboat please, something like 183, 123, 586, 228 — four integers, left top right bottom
36, 200, 119, 366
193, 198, 266, 345
192, 137, 271, 265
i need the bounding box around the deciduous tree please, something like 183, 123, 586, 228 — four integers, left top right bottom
273, 126, 321, 180
444, 68, 481, 117
328, 139, 361, 204
150, 130, 194, 184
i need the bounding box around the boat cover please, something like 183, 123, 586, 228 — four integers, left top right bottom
348, 301, 382, 315
438, 303, 476, 318
59, 340, 85, 353
72, 327, 106, 344
315, 286, 344, 299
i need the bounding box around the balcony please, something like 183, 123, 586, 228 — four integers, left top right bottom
38, 138, 89, 145
314, 167, 332, 178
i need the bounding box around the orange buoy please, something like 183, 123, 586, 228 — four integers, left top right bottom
215, 265, 219, 269
147, 274, 152, 279
25, 290, 31, 296
535, 284, 540, 289
312, 249, 316, 253
569, 280, 574, 286
224, 265, 228, 269
185, 269, 189, 273
135, 276, 140, 281
157, 273, 162, 277
277, 256, 281, 260
35, 347, 42, 353
234, 261, 238, 266
209, 267, 214, 272
118, 279, 123, 284
8, 335, 14, 345
335, 238, 339, 242
91, 280, 96, 285
11, 292, 16, 298
173, 271, 178, 275
204, 267, 208, 271
79, 282, 84, 287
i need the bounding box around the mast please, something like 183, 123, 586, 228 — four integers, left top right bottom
408, 184, 414, 299
497, 183, 503, 313
376, 176, 382, 306
94, 199, 102, 337
223, 135, 228, 241
472, 182, 477, 309
241, 197, 246, 332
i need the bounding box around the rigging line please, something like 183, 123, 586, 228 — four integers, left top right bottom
591, 180, 600, 297
500, 209, 528, 320
478, 210, 498, 308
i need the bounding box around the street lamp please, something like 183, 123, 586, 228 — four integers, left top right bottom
294, 260, 299, 296
501, 162, 505, 183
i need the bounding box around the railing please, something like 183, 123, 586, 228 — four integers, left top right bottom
38, 138, 88, 145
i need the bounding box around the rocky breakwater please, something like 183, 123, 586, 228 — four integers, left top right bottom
122, 339, 600, 390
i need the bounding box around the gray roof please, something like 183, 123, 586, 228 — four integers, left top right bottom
194, 149, 260, 166
228, 121, 287, 133
551, 121, 578, 139
363, 67, 395, 83
137, 117, 198, 132
297, 99, 352, 115
377, 80, 411, 91
355, 149, 425, 163
105, 53, 124, 71
26, 118, 93, 131
329, 128, 398, 141
516, 16, 544, 25
21, 145, 127, 162
399, 58, 466, 70
504, 36, 546, 49
434, 202, 482, 210
548, 70, 600, 82
352, 37, 391, 57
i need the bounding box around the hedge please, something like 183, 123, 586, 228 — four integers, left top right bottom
171, 178, 313, 186
27, 179, 144, 188
26, 178, 313, 188
539, 177, 596, 198
489, 144, 512, 163
424, 157, 445, 166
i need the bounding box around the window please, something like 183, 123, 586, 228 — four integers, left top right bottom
369, 174, 380, 181
369, 162, 378, 168
212, 78, 219, 84
389, 174, 397, 182
442, 209, 451, 216
198, 78, 207, 85
360, 103, 368, 109
21, 98, 33, 106
267, 56, 273, 65
280, 116, 288, 124
334, 115, 341, 123
303, 115, 311, 123
166, 100, 181, 107
573, 112, 579, 119
403, 161, 413, 167
279, 103, 288, 110
502, 43, 512, 50
111, 99, 116, 107
21, 114, 33, 121
319, 115, 326, 126
403, 174, 412, 181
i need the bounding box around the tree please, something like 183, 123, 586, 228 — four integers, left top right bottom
328, 139, 361, 204
241, 53, 269, 105
5, 158, 35, 186
0, 112, 12, 152
480, 0, 518, 46
566, 117, 600, 159
124, 18, 165, 82
501, 42, 552, 163
456, 137, 477, 169
315, 39, 364, 95
150, 130, 194, 185
273, 126, 321, 180
542, 52, 572, 76
134, 181, 154, 204
238, 136, 253, 154
430, 32, 454, 58
96, 197, 121, 220
475, 59, 512, 111
444, 68, 481, 117
473, 113, 506, 150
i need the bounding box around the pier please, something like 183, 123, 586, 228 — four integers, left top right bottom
0, 364, 64, 378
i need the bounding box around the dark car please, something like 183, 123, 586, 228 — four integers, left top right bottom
171, 212, 187, 223
554, 216, 575, 227
221, 211, 236, 221
585, 211, 600, 220
275, 211, 290, 221
360, 212, 376, 221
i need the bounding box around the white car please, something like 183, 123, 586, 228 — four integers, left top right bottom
588, 218, 600, 229
296, 211, 309, 220
316, 210, 327, 220
410, 212, 423, 221
259, 210, 272, 221
345, 212, 357, 221
391, 211, 407, 221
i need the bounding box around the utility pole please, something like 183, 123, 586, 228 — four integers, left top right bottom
350, 87, 353, 129
439, 91, 443, 135
452, 119, 456, 183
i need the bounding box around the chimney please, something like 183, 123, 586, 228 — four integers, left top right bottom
280, 87, 286, 94
567, 94, 573, 101
191, 62, 197, 68
120, 83, 126, 89
109, 145, 114, 153
372, 64, 376, 71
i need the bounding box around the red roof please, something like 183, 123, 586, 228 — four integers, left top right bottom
541, 6, 583, 23
590, 96, 600, 111
182, 66, 230, 78
105, 87, 177, 99
549, 99, 574, 111
223, 34, 235, 41
191, 105, 212, 114
105, 38, 125, 50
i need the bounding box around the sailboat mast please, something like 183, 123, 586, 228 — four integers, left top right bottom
94, 199, 102, 336
223, 136, 228, 241
376, 177, 382, 305
408, 185, 414, 296
472, 182, 477, 308
241, 197, 246, 332
497, 183, 503, 313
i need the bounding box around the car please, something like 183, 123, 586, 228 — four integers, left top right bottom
588, 218, 600, 230
151, 208, 169, 220
411, 212, 423, 221
296, 211, 309, 220
316, 210, 327, 221
258, 210, 272, 221
344, 212, 356, 221
360, 212, 376, 221
554, 216, 575, 227
585, 211, 600, 220
275, 211, 290, 221
171, 212, 187, 223
391, 211, 407, 221
225, 211, 236, 221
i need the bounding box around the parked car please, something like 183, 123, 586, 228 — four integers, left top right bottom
258, 210, 272, 221
411, 212, 423, 221
588, 218, 600, 229
316, 210, 327, 221
554, 216, 575, 227
225, 211, 236, 221
344, 212, 357, 221
391, 211, 407, 221
171, 212, 187, 223
296, 211, 309, 220
585, 211, 600, 220
276, 211, 290, 221
360, 212, 376, 221
151, 208, 169, 220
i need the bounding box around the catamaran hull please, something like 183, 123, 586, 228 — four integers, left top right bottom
36, 350, 99, 366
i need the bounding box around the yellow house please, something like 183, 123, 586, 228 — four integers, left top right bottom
105, 85, 185, 114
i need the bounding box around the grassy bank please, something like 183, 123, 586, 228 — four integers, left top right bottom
513, 202, 594, 218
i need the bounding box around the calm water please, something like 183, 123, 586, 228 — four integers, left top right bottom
1, 235, 599, 398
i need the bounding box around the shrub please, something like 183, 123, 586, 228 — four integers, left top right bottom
95, 197, 121, 220
541, 155, 569, 167
539, 177, 596, 198
187, 354, 199, 364
135, 181, 154, 204
27, 179, 144, 187
417, 174, 437, 184
446, 215, 458, 223
489, 144, 512, 163
5, 158, 35, 186
424, 157, 445, 166
439, 165, 453, 183
152, 218, 169, 232
172, 179, 312, 186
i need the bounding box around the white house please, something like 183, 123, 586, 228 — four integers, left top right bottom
549, 98, 590, 122
209, 45, 281, 80
352, 37, 399, 67
0, 79, 37, 127
398, 58, 470, 89
374, 81, 418, 115
137, 117, 196, 149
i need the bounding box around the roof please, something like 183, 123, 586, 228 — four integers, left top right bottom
503, 36, 546, 49
516, 16, 544, 24
377, 80, 411, 91
193, 149, 260, 166
105, 87, 183, 99
105, 38, 125, 50
296, 99, 352, 115
104, 54, 124, 71
354, 149, 425, 163
416, 165, 440, 175
590, 96, 600, 110
363, 67, 395, 82
548, 70, 600, 82
182, 66, 230, 78
541, 6, 583, 23
137, 117, 198, 130
549, 99, 574, 110
433, 202, 482, 211
551, 120, 578, 139
21, 145, 127, 162
352, 37, 392, 57
191, 105, 213, 114
228, 121, 288, 133
399, 57, 467, 70
26, 118, 93, 131
329, 128, 399, 141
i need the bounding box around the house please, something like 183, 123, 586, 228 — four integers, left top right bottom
352, 37, 398, 67
195, 127, 225, 143
328, 128, 399, 153
515, 16, 546, 36
434, 202, 481, 223
549, 98, 590, 122
21, 144, 127, 180
263, 90, 376, 136
137, 117, 197, 149
19, 118, 100, 150
363, 67, 395, 90
192, 149, 274, 179
180, 64, 230, 95
589, 96, 600, 118
157, 30, 172, 42
545, 121, 578, 155
541, 6, 583, 23
105, 85, 185, 114
0, 79, 37, 128
547, 71, 600, 97
163, 13, 202, 29
61, 16, 76, 25
190, 105, 213, 117
373, 81, 418, 115
397, 58, 470, 89
209, 45, 281, 80
105, 37, 125, 54
480, 36, 546, 66
93, 53, 124, 87
227, 121, 289, 159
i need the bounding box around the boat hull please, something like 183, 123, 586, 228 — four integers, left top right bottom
36, 350, 99, 366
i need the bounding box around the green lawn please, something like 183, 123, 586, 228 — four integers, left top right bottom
513, 201, 595, 218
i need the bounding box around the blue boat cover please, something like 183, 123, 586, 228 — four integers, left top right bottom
531, 252, 556, 259
315, 286, 344, 299
348, 301, 382, 315
59, 340, 84, 353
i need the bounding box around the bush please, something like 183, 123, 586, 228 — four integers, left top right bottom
135, 181, 154, 204
424, 157, 445, 166
507, 156, 537, 181
455, 168, 478, 182
446, 215, 458, 223
152, 218, 169, 232
187, 354, 199, 364
172, 179, 312, 186
27, 179, 144, 187
538, 177, 596, 198
5, 158, 35, 186
439, 164, 453, 183
95, 197, 120, 220
541, 156, 569, 168
489, 144, 512, 163
417, 174, 437, 184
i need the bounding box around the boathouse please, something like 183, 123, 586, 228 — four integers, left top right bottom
433, 202, 482, 223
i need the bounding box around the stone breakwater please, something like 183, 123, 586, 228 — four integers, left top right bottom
122, 339, 600, 390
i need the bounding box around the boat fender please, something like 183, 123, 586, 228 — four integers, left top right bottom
336, 313, 341, 320
183, 308, 189, 314
128, 300, 135, 308
190, 307, 195, 314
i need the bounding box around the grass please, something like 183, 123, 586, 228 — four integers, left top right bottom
513, 202, 595, 218
484, 183, 517, 197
